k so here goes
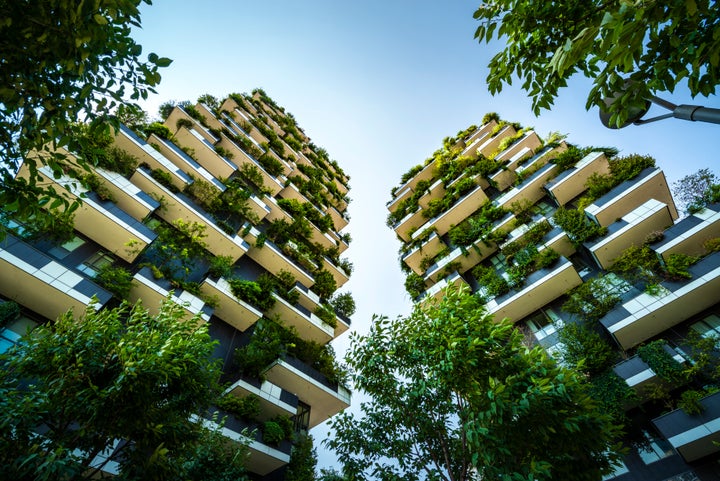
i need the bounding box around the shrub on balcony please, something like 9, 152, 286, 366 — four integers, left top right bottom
637, 340, 686, 385
257, 152, 284, 178
150, 168, 179, 193
678, 389, 705, 415
0, 301, 20, 328
551, 145, 584, 172
262, 421, 286, 445
400, 165, 423, 184
314, 303, 338, 328
183, 105, 208, 126
448, 202, 506, 247
588, 370, 637, 422
185, 177, 221, 213
216, 394, 262, 421
330, 292, 356, 318
208, 255, 234, 279
144, 122, 174, 141
404, 273, 426, 299
562, 276, 621, 323
82, 173, 116, 202
557, 323, 617, 376
704, 237, 720, 253
312, 270, 337, 301
94, 264, 133, 300
472, 265, 510, 298
422, 177, 476, 220
552, 207, 607, 246
664, 253, 699, 280
239, 164, 271, 196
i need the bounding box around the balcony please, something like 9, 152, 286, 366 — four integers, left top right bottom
194, 102, 226, 132
544, 152, 610, 207
487, 257, 582, 324
588, 199, 676, 270
460, 120, 498, 158
200, 277, 263, 332
225, 377, 298, 421
130, 168, 250, 261
263, 356, 351, 429
0, 234, 112, 321
417, 179, 446, 209
495, 131, 542, 164
612, 345, 685, 406
321, 256, 350, 289
513, 143, 566, 177
655, 204, 720, 259
22, 165, 156, 263
393, 207, 426, 242
199, 412, 290, 476
424, 271, 469, 302
411, 185, 489, 240
164, 106, 216, 143
265, 293, 334, 344
242, 225, 315, 287
173, 127, 237, 180
216, 133, 285, 196
477, 124, 517, 158
387, 184, 414, 214
402, 231, 447, 275
601, 251, 720, 350
393, 159, 437, 200
129, 266, 212, 323
94, 168, 160, 222
495, 163, 560, 211
584, 168, 679, 227
653, 391, 720, 462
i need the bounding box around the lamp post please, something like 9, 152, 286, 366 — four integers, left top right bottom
599, 92, 720, 129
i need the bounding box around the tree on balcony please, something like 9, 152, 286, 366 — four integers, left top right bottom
0, 297, 237, 480
327, 287, 622, 481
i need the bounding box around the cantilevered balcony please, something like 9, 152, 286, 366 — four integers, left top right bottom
393, 207, 426, 242
0, 234, 112, 321
200, 277, 263, 332
417, 179, 446, 209
588, 199, 676, 270
513, 143, 566, 178
129, 266, 212, 323
321, 257, 351, 288
199, 413, 290, 476
113, 124, 192, 191
216, 133, 285, 196
94, 168, 160, 222
494, 130, 542, 164
477, 124, 517, 158
393, 159, 437, 200
654, 204, 720, 259
225, 377, 298, 421
173, 127, 238, 180
266, 293, 334, 344
584, 167, 679, 227
291, 282, 350, 337
411, 185, 489, 240
146, 133, 225, 192
495, 163, 560, 211
486, 257, 582, 324
613, 345, 685, 405
544, 152, 610, 207
242, 225, 315, 288
387, 184, 414, 214
263, 356, 351, 429
194, 102, 226, 132
601, 251, 720, 350
165, 106, 216, 143
460, 120, 498, 158
23, 165, 156, 263
653, 391, 720, 462
130, 168, 250, 261
402, 231, 447, 275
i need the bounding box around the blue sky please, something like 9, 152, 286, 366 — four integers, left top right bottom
132, 0, 719, 470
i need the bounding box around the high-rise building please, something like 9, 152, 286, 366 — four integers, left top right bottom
387, 114, 720, 481
0, 90, 353, 478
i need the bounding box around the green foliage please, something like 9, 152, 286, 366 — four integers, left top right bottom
228, 279, 276, 311
672, 168, 720, 214
327, 287, 623, 481
404, 272, 426, 299
285, 435, 317, 481
448, 202, 507, 247
552, 207, 607, 246
637, 340, 686, 385
144, 121, 174, 140
150, 168, 179, 193
314, 303, 338, 328
610, 244, 660, 285
216, 394, 262, 421
185, 177, 222, 213
239, 164, 270, 195
664, 253, 699, 280
257, 152, 285, 177
473, 0, 720, 127
93, 264, 133, 300
400, 165, 423, 184
481, 112, 500, 124
174, 423, 249, 481
208, 255, 234, 279
313, 270, 337, 301
149, 219, 208, 283
472, 264, 510, 297
705, 237, 720, 253
552, 145, 584, 171
558, 323, 617, 376
562, 276, 621, 323
0, 298, 220, 480
330, 292, 355, 318
678, 390, 705, 415
0, 0, 170, 226
0, 301, 20, 328
82, 173, 116, 202
262, 421, 285, 445
588, 370, 637, 423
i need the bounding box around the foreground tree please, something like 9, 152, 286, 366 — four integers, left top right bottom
672, 168, 720, 214
0, 0, 171, 224
473, 1, 720, 126
0, 298, 226, 480
327, 287, 622, 481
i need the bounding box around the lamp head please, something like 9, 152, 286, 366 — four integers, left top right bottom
599, 89, 651, 128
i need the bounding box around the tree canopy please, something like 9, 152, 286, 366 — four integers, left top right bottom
672, 167, 720, 214
0, 0, 170, 224
326, 287, 622, 481
0, 298, 240, 480
474, 0, 720, 127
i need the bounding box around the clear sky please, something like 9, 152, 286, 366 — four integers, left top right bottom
132, 0, 719, 471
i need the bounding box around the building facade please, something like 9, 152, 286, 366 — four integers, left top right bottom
387, 114, 720, 481
0, 90, 353, 478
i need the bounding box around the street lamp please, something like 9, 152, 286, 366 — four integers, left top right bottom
599, 91, 720, 129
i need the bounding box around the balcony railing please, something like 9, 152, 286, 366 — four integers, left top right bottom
601, 251, 720, 350
654, 203, 720, 260
411, 185, 489, 239
200, 277, 263, 332
263, 355, 351, 429
130, 267, 212, 323
266, 293, 334, 344
0, 233, 112, 321
653, 391, 720, 462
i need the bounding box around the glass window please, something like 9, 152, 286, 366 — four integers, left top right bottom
48, 236, 86, 259
690, 314, 720, 339
77, 252, 114, 277
637, 430, 674, 464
